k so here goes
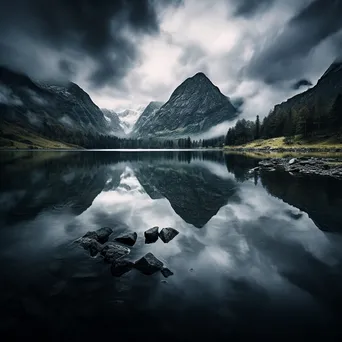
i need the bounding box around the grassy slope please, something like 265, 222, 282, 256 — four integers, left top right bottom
224, 136, 342, 151
0, 122, 81, 149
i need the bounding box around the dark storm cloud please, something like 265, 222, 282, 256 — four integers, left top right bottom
292, 79, 313, 90
231, 0, 276, 17
246, 0, 342, 84
0, 0, 180, 87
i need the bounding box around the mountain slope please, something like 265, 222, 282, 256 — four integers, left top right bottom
0, 66, 118, 140
131, 101, 163, 136
101, 109, 126, 137
272, 60, 342, 118
133, 72, 238, 138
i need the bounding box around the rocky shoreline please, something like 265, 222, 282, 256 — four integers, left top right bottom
228, 147, 342, 153
255, 157, 342, 179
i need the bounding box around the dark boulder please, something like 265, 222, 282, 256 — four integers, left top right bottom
83, 231, 98, 240
144, 226, 159, 244
115, 232, 138, 246
134, 253, 164, 275
79, 238, 103, 257
159, 228, 179, 243
96, 227, 113, 243
161, 267, 174, 278
100, 243, 130, 263
82, 227, 113, 244
111, 259, 134, 277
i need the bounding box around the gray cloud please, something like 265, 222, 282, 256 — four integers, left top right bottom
292, 79, 313, 90
246, 0, 342, 84
0, 0, 181, 87
179, 44, 207, 65
231, 0, 276, 17
1, 0, 341, 125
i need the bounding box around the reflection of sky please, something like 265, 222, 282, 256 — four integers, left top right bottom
1, 157, 342, 326
70, 163, 342, 306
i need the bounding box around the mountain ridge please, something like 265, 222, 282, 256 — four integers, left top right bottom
132, 72, 238, 138
0, 66, 123, 139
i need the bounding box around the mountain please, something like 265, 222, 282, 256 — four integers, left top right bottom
0, 66, 118, 143
132, 72, 238, 138
116, 106, 146, 134
273, 61, 342, 118
101, 109, 126, 137
131, 101, 164, 136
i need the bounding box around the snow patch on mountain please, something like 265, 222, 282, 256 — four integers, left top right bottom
116, 105, 146, 134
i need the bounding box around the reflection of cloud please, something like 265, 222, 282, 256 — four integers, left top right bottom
191, 160, 235, 180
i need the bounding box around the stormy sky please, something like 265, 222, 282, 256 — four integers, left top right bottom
0, 0, 341, 119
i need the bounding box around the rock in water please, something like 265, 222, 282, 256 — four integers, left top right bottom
111, 259, 134, 277
144, 226, 159, 244
159, 228, 179, 243
96, 227, 113, 243
83, 231, 98, 240
115, 232, 138, 246
82, 227, 113, 244
79, 238, 103, 257
101, 243, 130, 263
161, 268, 174, 278
289, 158, 297, 165
134, 253, 164, 275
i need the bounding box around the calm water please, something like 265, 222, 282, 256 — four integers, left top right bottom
1, 151, 342, 341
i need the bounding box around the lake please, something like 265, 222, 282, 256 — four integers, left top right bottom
1, 150, 342, 341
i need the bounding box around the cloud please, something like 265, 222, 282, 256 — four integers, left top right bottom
0, 84, 23, 106
231, 0, 276, 17
292, 79, 313, 90
1, 0, 341, 127
0, 0, 182, 87
246, 0, 342, 84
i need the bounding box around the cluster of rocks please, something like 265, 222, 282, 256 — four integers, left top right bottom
234, 147, 342, 153
257, 157, 342, 179
77, 226, 179, 278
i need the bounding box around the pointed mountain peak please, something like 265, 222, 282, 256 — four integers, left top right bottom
192, 72, 208, 79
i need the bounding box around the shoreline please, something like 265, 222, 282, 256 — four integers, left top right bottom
0, 148, 223, 152
256, 156, 342, 179
224, 146, 342, 153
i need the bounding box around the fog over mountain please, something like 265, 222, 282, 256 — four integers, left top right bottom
1, 0, 341, 123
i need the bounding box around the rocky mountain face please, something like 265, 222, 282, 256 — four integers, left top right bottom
132, 72, 238, 138
272, 61, 342, 117
0, 66, 117, 138
131, 101, 163, 136
101, 109, 126, 137
116, 106, 146, 134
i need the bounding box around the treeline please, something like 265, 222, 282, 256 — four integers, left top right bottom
33, 121, 225, 149
225, 93, 342, 145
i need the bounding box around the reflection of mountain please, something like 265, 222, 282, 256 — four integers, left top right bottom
0, 152, 123, 225
134, 162, 238, 228
225, 154, 260, 182
260, 170, 342, 233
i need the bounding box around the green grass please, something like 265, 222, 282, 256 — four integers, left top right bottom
0, 122, 81, 150
224, 136, 342, 151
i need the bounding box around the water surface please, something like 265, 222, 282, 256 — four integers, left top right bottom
1, 151, 342, 341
